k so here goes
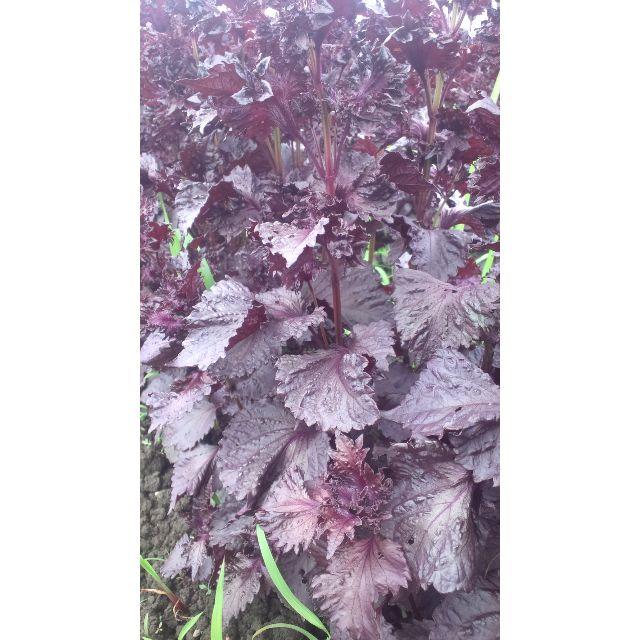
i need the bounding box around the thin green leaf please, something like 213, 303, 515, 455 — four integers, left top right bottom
199, 257, 215, 289
211, 560, 225, 640
480, 250, 495, 280
140, 556, 171, 594
143, 636, 154, 640
169, 229, 182, 257
253, 623, 319, 640
255, 525, 329, 637
374, 265, 391, 286
452, 223, 465, 231
178, 612, 204, 640
157, 193, 171, 225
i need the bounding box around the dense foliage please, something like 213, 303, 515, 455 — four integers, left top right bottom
140, 0, 500, 637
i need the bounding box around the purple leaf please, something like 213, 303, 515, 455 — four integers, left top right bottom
160, 533, 189, 578
311, 265, 392, 326
146, 372, 212, 434
311, 536, 409, 640
379, 152, 430, 195
408, 228, 471, 282
349, 320, 395, 371
384, 349, 499, 441
172, 278, 254, 370
430, 578, 500, 640
256, 218, 329, 268
161, 399, 217, 452
393, 268, 499, 365
450, 421, 500, 486
384, 444, 476, 593
275, 349, 379, 432
223, 555, 263, 628
169, 444, 218, 512
259, 467, 325, 553
187, 538, 214, 581
209, 496, 254, 550
140, 330, 172, 365
160, 534, 213, 581
213, 287, 326, 378
173, 180, 211, 235
217, 400, 328, 500
256, 287, 327, 341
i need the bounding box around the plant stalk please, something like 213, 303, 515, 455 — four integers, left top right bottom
324, 249, 343, 345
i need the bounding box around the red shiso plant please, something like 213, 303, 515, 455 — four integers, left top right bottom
140, 0, 500, 638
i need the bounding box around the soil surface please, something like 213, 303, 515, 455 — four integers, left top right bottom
140, 432, 291, 640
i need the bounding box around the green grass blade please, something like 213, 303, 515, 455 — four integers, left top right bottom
256, 525, 329, 637
169, 229, 182, 257
374, 265, 391, 286
253, 623, 319, 640
199, 257, 215, 289
178, 612, 204, 640
157, 193, 171, 225
211, 560, 225, 640
480, 250, 495, 279
140, 555, 170, 593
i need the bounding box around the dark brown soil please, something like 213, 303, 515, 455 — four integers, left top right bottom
140, 432, 291, 640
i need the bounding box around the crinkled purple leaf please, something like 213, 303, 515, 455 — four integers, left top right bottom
224, 165, 262, 208
145, 373, 212, 433
409, 228, 471, 282
257, 287, 327, 341
160, 533, 190, 579
393, 268, 499, 365
474, 485, 500, 575
384, 349, 499, 441
160, 533, 213, 582
384, 444, 476, 594
209, 496, 254, 550
259, 467, 324, 553
450, 421, 500, 486
210, 326, 276, 379
379, 152, 430, 195
275, 349, 379, 432
173, 179, 211, 235
430, 578, 499, 640
256, 218, 329, 268
374, 362, 418, 408
349, 320, 395, 371
281, 425, 330, 482
213, 288, 326, 379
179, 64, 243, 98
161, 398, 217, 452
187, 538, 214, 581
311, 265, 392, 326
169, 444, 218, 512
232, 361, 278, 407
311, 536, 409, 640
171, 278, 254, 370
140, 330, 172, 365
223, 555, 263, 628
217, 400, 327, 500
320, 506, 361, 559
